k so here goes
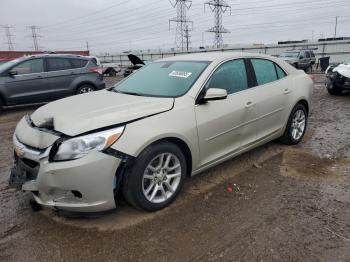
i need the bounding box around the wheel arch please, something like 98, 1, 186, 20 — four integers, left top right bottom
141, 137, 193, 177
297, 99, 309, 115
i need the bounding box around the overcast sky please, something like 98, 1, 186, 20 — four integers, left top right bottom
1, 0, 350, 54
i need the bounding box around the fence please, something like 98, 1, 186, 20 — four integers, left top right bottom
97, 39, 350, 67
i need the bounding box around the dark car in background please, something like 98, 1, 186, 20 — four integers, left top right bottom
123, 54, 145, 77
279, 49, 316, 71
0, 54, 105, 112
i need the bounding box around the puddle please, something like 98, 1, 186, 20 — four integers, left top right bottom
280, 149, 337, 181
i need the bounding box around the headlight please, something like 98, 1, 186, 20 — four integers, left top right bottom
53, 126, 125, 161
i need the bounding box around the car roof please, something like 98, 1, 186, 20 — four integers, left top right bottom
22, 54, 90, 60
158, 51, 277, 63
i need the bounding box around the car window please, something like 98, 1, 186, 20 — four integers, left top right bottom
310, 51, 315, 57
275, 64, 287, 79
47, 58, 72, 71
305, 51, 310, 58
206, 59, 248, 94
251, 59, 278, 85
70, 59, 88, 69
12, 59, 44, 75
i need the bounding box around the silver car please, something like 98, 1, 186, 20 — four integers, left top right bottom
10, 52, 314, 212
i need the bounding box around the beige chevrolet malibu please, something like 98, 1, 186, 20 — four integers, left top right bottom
10, 52, 313, 212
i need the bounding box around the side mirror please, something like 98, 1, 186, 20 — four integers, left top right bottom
200, 88, 228, 103
8, 70, 17, 76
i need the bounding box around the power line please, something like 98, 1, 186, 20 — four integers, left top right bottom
169, 0, 193, 50
205, 0, 231, 48
26, 25, 42, 51
0, 24, 15, 51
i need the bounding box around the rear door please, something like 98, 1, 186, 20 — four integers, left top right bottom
195, 59, 258, 167
44, 57, 78, 99
248, 58, 291, 141
5, 58, 48, 104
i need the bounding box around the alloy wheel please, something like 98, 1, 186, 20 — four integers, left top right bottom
291, 109, 306, 141
142, 153, 182, 204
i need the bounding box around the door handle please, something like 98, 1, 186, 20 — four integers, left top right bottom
245, 101, 255, 108
36, 75, 43, 79
284, 88, 291, 94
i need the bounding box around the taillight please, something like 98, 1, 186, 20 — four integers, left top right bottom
89, 67, 103, 75
309, 74, 315, 81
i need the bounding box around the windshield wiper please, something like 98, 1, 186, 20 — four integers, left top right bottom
112, 89, 143, 96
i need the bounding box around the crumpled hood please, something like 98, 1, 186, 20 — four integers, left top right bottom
333, 63, 350, 78
30, 90, 174, 136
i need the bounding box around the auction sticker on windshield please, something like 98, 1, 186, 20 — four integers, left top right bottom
169, 71, 192, 78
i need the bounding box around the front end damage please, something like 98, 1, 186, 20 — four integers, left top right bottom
8, 116, 130, 213
326, 64, 350, 94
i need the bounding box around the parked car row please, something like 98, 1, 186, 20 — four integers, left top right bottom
0, 54, 105, 112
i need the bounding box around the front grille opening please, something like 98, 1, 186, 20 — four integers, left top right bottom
22, 158, 39, 168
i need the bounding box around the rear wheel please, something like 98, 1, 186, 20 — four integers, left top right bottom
122, 142, 187, 211
76, 85, 95, 94
279, 103, 308, 145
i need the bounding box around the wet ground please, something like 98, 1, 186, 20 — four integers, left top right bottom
0, 75, 349, 261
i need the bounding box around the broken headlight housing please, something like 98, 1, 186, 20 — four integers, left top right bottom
52, 126, 125, 161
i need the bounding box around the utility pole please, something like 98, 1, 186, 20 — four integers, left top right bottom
1, 25, 15, 51
27, 25, 42, 51
204, 0, 231, 48
334, 16, 338, 38
169, 0, 193, 51
184, 24, 191, 51
86, 41, 89, 51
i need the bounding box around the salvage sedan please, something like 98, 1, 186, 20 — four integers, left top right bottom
325, 59, 350, 95
10, 52, 313, 212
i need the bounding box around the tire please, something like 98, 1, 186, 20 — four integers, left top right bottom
76, 85, 95, 95
279, 103, 308, 145
108, 69, 116, 77
122, 142, 187, 211
327, 83, 342, 95
0, 98, 3, 115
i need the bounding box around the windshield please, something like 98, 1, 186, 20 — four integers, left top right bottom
280, 52, 300, 58
113, 61, 209, 97
0, 58, 22, 72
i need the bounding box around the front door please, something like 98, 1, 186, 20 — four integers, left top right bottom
195, 59, 258, 167
5, 58, 47, 105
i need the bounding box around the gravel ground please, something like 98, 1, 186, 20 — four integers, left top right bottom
0, 75, 349, 262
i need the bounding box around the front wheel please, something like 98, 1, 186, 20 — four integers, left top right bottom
327, 83, 342, 95
122, 142, 187, 211
279, 104, 308, 145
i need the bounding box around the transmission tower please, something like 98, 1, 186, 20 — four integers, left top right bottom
27, 25, 42, 51
1, 25, 15, 51
169, 0, 193, 51
204, 0, 231, 48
